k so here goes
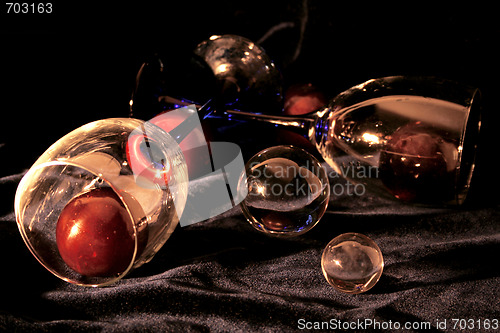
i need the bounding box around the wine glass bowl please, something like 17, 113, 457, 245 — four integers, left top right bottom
15, 118, 188, 286
194, 34, 283, 114
311, 76, 481, 205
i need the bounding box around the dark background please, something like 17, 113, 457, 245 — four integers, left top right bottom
1, 2, 499, 331
1, 1, 498, 203
1, 2, 497, 154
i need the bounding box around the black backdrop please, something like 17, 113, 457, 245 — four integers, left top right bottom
1, 2, 499, 332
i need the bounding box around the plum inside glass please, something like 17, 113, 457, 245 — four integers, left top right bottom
56, 187, 136, 277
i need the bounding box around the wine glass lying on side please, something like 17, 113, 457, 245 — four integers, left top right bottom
209, 76, 481, 206
130, 34, 481, 205
15, 118, 189, 286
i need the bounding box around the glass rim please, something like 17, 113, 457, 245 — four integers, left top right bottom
455, 87, 482, 205
15, 159, 141, 287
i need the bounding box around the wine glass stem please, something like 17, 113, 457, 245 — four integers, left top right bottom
165, 94, 316, 143
220, 109, 315, 138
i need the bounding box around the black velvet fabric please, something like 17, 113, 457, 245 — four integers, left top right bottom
1, 165, 499, 332
1, 2, 499, 332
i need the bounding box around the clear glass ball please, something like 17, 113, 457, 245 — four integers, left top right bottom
321, 233, 384, 294
239, 145, 330, 237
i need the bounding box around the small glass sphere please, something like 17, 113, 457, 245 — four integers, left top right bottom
321, 233, 384, 294
239, 145, 330, 237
